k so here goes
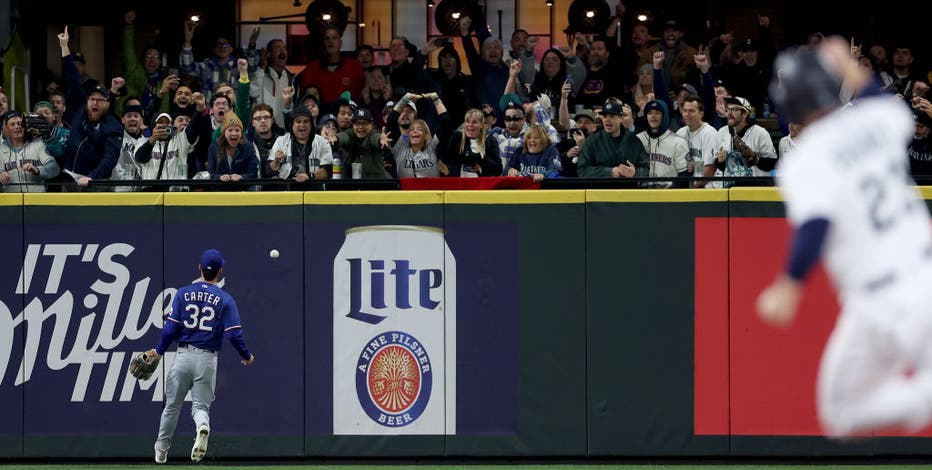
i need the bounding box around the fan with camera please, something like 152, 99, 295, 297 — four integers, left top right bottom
23, 113, 51, 140
434, 0, 478, 36
305, 0, 352, 33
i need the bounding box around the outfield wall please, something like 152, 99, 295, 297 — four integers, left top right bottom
1, 189, 931, 459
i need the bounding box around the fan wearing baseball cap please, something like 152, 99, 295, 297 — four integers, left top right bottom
647, 17, 698, 101
576, 99, 649, 180
323, 107, 396, 179
56, 26, 123, 188
712, 95, 777, 186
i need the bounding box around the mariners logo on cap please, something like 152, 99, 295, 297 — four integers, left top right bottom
355, 331, 432, 427
602, 100, 623, 115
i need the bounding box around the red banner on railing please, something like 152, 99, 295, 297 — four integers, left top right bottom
399, 177, 542, 191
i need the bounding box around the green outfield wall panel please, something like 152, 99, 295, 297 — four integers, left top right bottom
586, 190, 729, 456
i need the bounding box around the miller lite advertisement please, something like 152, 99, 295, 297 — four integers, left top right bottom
332, 226, 456, 435
306, 222, 520, 437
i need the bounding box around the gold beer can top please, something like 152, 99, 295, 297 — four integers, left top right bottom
345, 225, 445, 236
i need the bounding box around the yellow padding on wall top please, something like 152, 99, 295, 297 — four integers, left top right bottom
19, 187, 932, 206
307, 191, 443, 205
587, 189, 729, 203
165, 192, 303, 206
917, 187, 932, 199
25, 193, 164, 206
445, 190, 585, 204
728, 188, 783, 202
0, 194, 23, 206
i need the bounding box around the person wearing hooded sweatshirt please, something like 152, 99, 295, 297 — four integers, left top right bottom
268, 105, 333, 182
134, 94, 206, 188
637, 99, 689, 188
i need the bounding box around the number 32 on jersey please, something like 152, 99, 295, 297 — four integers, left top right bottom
183, 304, 216, 331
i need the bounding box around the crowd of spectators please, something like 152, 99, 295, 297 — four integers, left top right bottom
1, 5, 930, 192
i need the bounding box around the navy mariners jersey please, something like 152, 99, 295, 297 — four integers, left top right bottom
167, 282, 243, 352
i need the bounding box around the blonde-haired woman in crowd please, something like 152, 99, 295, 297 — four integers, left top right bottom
444, 108, 502, 177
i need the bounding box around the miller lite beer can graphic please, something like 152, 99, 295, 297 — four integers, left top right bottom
333, 225, 456, 435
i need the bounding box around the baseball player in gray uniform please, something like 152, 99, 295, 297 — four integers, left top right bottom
758, 37, 932, 436
148, 249, 255, 463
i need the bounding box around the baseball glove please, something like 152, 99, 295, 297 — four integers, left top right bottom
129, 351, 160, 380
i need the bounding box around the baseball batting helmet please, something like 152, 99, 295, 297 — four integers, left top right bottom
769, 47, 843, 124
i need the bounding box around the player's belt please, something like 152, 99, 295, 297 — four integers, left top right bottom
864, 245, 932, 293
179, 344, 216, 353
864, 273, 895, 293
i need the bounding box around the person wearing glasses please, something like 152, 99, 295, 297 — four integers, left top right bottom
57, 27, 123, 189
247, 104, 285, 179
123, 10, 172, 115
489, 101, 530, 174
180, 18, 259, 102
711, 95, 777, 187
489, 92, 561, 174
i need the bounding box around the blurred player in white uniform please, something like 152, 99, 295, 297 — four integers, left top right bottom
757, 37, 932, 436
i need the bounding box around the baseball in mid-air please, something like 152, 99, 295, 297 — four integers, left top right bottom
269, 249, 280, 259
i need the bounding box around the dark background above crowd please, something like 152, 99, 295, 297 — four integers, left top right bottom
10, 0, 930, 89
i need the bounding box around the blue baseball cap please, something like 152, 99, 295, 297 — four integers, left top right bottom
318, 113, 337, 128
199, 249, 224, 274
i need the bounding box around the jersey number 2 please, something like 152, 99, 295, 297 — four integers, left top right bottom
860, 162, 917, 232
183, 304, 216, 331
